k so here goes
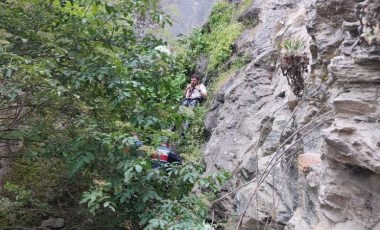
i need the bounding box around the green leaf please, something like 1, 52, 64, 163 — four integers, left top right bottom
73, 159, 84, 173
124, 168, 134, 183
105, 3, 113, 14
83, 156, 90, 163
135, 164, 142, 173
6, 68, 12, 77
142, 190, 158, 203
140, 215, 151, 225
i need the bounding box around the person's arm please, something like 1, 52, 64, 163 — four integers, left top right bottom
198, 84, 207, 98
184, 84, 192, 98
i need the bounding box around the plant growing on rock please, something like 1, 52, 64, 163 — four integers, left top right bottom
282, 39, 304, 54
177, 1, 243, 74
280, 38, 310, 98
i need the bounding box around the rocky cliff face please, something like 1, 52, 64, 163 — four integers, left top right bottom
160, 0, 217, 36
203, 0, 380, 229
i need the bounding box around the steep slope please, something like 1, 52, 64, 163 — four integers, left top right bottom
160, 0, 217, 36
203, 0, 380, 229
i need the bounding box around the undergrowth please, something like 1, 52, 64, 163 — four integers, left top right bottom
175, 0, 251, 164
207, 23, 243, 71
176, 1, 245, 75
178, 106, 208, 163
209, 56, 248, 97
0, 158, 99, 228
1, 1, 251, 229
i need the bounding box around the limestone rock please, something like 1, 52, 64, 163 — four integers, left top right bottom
195, 54, 209, 78
287, 93, 299, 111
328, 56, 380, 83
203, 0, 380, 229
160, 0, 217, 37
261, 112, 294, 156
297, 154, 321, 173
323, 120, 380, 174
238, 6, 260, 27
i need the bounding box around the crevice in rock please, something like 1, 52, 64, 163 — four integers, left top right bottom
346, 163, 374, 178
257, 116, 275, 148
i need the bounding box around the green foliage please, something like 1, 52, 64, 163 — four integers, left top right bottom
79, 159, 230, 229
204, 1, 243, 71
0, 158, 94, 228
172, 0, 248, 166
282, 38, 305, 54
168, 2, 251, 225
236, 0, 254, 15
206, 23, 243, 71
174, 1, 243, 73
0, 0, 177, 165
0, 183, 49, 227
4, 158, 67, 198
280, 38, 309, 98
208, 55, 247, 97
175, 29, 208, 74
178, 107, 208, 162
3, 182, 33, 203
0, 0, 230, 228
0, 197, 23, 226
208, 1, 235, 30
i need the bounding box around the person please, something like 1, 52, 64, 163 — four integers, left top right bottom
151, 140, 182, 169
182, 74, 207, 107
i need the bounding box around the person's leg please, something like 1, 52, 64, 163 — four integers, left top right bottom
182, 99, 190, 107
189, 99, 199, 107
152, 161, 161, 169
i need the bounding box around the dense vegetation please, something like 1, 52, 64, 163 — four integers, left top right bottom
0, 0, 215, 229
176, 1, 244, 75
0, 0, 248, 229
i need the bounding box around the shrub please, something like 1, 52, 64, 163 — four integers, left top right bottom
208, 2, 235, 30
280, 38, 309, 98
206, 23, 243, 71
282, 38, 305, 54
175, 1, 243, 73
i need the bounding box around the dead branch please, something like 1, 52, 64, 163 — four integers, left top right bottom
236, 115, 332, 229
